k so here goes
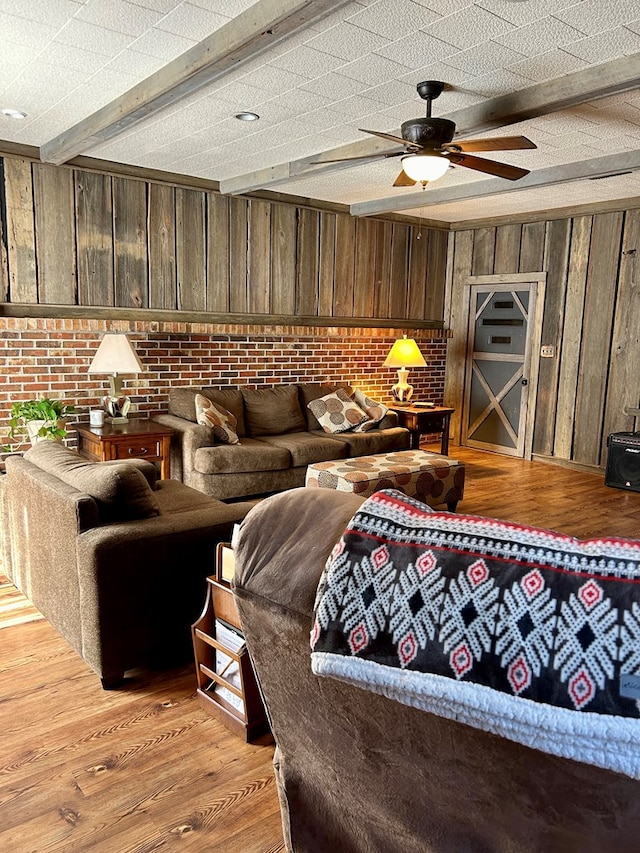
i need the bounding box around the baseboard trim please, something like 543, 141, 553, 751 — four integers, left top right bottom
531, 453, 604, 476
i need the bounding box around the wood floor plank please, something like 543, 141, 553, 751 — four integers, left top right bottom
420, 443, 640, 539
2, 446, 640, 852
0, 670, 197, 763
145, 767, 278, 851
0, 609, 281, 852
0, 574, 41, 628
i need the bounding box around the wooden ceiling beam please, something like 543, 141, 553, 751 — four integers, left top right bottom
219, 52, 640, 196
443, 52, 640, 135
39, 0, 349, 166
349, 150, 640, 217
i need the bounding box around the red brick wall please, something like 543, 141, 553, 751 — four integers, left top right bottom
0, 317, 448, 450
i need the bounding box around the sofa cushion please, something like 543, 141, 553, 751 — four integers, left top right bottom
308, 389, 368, 434
242, 386, 306, 436
170, 387, 246, 436
153, 479, 224, 514
201, 387, 246, 437
314, 426, 410, 456
194, 438, 291, 475
258, 432, 348, 467
24, 441, 160, 522
195, 394, 240, 444
168, 387, 204, 423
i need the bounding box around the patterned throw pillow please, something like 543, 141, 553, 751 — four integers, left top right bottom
307, 388, 368, 434
195, 394, 240, 444
351, 389, 389, 432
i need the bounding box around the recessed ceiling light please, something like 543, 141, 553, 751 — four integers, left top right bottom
235, 111, 259, 121
2, 108, 27, 120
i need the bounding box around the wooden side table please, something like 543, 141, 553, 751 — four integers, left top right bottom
390, 405, 455, 454
74, 419, 174, 479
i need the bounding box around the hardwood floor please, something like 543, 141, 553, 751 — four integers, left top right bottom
1, 447, 639, 853
443, 444, 640, 539
0, 582, 284, 853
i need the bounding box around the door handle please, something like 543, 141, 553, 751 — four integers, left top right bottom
521, 379, 528, 386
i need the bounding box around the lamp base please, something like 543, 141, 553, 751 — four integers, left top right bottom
103, 395, 131, 423
391, 384, 414, 403
391, 368, 414, 402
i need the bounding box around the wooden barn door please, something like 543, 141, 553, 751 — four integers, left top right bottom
462, 277, 544, 458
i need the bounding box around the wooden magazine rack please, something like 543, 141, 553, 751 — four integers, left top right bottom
191, 543, 270, 742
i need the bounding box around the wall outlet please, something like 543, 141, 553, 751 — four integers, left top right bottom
541, 345, 555, 358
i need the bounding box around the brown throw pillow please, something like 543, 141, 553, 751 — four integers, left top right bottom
307, 388, 368, 434
195, 394, 240, 444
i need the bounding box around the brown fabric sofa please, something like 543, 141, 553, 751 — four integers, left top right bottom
234, 488, 640, 853
0, 441, 255, 687
153, 383, 410, 501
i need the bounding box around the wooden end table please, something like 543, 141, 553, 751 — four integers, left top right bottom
390, 405, 455, 454
74, 419, 174, 479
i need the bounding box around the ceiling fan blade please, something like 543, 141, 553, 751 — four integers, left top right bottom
447, 152, 530, 181
359, 128, 409, 146
393, 170, 417, 187
444, 135, 537, 153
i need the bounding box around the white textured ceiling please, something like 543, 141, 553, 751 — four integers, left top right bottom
1, 0, 640, 223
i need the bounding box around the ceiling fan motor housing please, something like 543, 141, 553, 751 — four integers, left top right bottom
416, 80, 445, 101
401, 117, 456, 149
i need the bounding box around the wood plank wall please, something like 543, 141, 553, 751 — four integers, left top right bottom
444, 212, 640, 470
0, 155, 447, 325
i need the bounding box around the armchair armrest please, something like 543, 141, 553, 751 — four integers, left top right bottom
76, 502, 249, 681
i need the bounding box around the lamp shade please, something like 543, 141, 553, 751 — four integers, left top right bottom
383, 336, 427, 368
88, 334, 144, 375
401, 153, 450, 183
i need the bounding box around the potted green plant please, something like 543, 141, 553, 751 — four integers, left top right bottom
4, 397, 77, 451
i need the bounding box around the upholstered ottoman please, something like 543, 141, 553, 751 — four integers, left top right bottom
305, 449, 465, 511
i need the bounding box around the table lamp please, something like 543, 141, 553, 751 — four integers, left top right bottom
383, 335, 427, 402
87, 333, 144, 423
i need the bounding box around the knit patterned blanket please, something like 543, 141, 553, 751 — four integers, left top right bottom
311, 489, 640, 778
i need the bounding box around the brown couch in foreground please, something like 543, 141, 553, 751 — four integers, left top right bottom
153, 383, 410, 501
1, 442, 255, 687
234, 488, 640, 853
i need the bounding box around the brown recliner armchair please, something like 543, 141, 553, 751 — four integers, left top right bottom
234, 488, 640, 853
1, 441, 255, 687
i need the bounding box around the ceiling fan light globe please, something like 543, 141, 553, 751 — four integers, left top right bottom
401, 153, 449, 183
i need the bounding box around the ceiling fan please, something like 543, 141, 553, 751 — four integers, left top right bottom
314, 81, 536, 188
